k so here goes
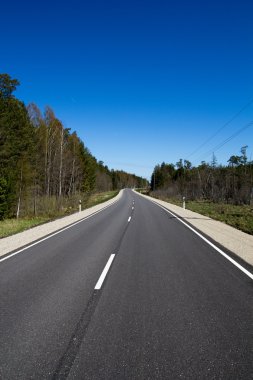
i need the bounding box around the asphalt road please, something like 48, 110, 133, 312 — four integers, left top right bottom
0, 189, 252, 379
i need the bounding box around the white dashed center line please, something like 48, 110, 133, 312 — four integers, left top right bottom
128, 216, 131, 222
94, 254, 115, 290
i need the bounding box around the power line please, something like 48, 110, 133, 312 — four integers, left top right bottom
195, 120, 253, 163
186, 98, 253, 159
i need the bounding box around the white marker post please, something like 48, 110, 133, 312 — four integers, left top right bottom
79, 200, 82, 212
182, 196, 186, 210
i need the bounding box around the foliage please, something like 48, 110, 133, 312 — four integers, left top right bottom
0, 73, 148, 220
150, 148, 253, 233
0, 74, 35, 218
151, 148, 253, 206
0, 74, 20, 99
0, 177, 8, 220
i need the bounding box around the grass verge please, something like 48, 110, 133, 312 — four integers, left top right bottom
84, 191, 119, 208
151, 194, 253, 235
0, 190, 119, 239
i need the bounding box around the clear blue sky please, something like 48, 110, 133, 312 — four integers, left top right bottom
1, 0, 253, 179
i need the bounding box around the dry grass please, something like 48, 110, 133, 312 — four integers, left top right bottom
151, 194, 253, 235
0, 191, 119, 238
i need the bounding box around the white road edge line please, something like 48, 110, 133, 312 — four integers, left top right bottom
95, 254, 115, 290
147, 197, 253, 281
0, 197, 120, 264
128, 216, 131, 222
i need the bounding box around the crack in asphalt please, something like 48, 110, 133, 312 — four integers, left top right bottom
52, 202, 135, 379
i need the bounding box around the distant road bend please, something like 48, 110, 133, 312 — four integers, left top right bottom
0, 189, 252, 379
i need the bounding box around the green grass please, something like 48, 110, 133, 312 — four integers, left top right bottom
0, 217, 51, 238
152, 195, 253, 235
0, 190, 119, 238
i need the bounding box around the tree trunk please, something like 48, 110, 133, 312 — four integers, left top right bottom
59, 127, 63, 197
46, 138, 51, 197
16, 165, 23, 219
68, 157, 75, 196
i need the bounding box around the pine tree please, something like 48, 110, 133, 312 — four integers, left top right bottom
0, 74, 35, 218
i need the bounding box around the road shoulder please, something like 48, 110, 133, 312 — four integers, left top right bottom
0, 191, 123, 258
136, 191, 253, 267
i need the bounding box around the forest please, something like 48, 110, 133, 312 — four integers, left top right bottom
150, 151, 253, 205
0, 73, 148, 220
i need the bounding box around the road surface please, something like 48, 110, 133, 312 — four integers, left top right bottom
0, 189, 252, 379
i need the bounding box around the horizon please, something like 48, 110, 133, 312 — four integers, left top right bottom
2, 0, 253, 180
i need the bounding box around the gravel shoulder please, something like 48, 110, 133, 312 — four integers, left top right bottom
137, 192, 253, 267
0, 191, 123, 258
1, 189, 253, 269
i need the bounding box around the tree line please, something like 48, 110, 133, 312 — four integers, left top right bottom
151, 148, 253, 205
0, 73, 148, 219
